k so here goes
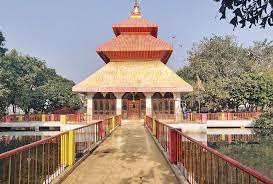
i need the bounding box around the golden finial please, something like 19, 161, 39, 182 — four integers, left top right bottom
131, 0, 142, 18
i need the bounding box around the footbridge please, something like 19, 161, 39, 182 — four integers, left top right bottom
0, 115, 272, 184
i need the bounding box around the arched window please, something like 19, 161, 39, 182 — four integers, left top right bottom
152, 93, 163, 115
93, 93, 104, 117
135, 92, 146, 110
164, 92, 174, 99
92, 92, 117, 119
105, 92, 116, 116
152, 92, 175, 118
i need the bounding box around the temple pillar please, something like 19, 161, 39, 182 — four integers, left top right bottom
145, 93, 152, 117
174, 93, 182, 114
116, 93, 123, 116
86, 93, 94, 117
174, 93, 182, 123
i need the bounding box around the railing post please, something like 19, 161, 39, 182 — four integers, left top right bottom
221, 112, 225, 120
5, 115, 11, 123
99, 121, 105, 138
60, 115, 67, 124
61, 133, 68, 166
76, 114, 81, 122
201, 113, 207, 124
152, 119, 157, 136
168, 128, 178, 164
18, 115, 23, 122
112, 117, 115, 130
67, 130, 75, 166
41, 114, 46, 122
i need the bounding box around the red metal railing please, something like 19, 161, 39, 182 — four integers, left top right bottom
153, 112, 261, 123
153, 113, 205, 124
1, 112, 262, 124
145, 116, 273, 184
207, 134, 256, 143
0, 115, 121, 184
206, 112, 262, 120
1, 113, 118, 123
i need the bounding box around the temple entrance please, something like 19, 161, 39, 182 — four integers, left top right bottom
122, 92, 146, 120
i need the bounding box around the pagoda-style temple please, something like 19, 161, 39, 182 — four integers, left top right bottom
73, 1, 193, 121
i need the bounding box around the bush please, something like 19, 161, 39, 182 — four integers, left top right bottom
254, 108, 273, 137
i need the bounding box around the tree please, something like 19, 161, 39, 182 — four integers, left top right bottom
0, 49, 81, 114
254, 107, 273, 136
230, 72, 273, 111
0, 31, 8, 116
0, 31, 7, 56
41, 75, 81, 113
214, 0, 273, 28
177, 35, 273, 112
0, 85, 9, 117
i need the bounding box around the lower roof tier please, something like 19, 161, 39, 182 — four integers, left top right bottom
73, 61, 193, 93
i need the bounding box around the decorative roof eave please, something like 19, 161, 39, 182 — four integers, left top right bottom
96, 50, 173, 64
73, 61, 193, 93
113, 27, 158, 37
112, 17, 158, 37
73, 87, 193, 93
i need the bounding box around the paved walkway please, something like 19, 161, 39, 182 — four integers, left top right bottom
62, 121, 180, 184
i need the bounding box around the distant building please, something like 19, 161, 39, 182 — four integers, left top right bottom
6, 105, 32, 115
73, 2, 193, 120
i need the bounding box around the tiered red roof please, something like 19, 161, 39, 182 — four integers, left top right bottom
112, 18, 158, 37
73, 2, 193, 93
96, 4, 173, 64
96, 34, 172, 64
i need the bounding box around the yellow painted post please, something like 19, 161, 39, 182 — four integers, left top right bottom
61, 133, 69, 166
60, 115, 67, 124
18, 115, 23, 122
61, 134, 65, 165
221, 112, 225, 120
152, 119, 157, 136
221, 134, 225, 141
67, 130, 75, 166
42, 114, 46, 122
112, 117, 115, 130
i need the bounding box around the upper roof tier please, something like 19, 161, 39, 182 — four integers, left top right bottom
96, 1, 173, 64
112, 17, 158, 37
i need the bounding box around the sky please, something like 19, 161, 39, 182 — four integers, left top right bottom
0, 0, 272, 83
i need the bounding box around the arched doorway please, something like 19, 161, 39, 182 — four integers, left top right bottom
122, 92, 146, 120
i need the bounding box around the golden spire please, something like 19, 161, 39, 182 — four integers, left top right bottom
131, 0, 142, 18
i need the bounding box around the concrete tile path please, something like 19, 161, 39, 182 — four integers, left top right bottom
62, 121, 180, 184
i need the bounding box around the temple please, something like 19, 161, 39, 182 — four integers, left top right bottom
73, 1, 193, 121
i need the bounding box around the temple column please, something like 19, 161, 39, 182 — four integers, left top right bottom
116, 93, 123, 116
174, 93, 182, 114
145, 93, 152, 117
174, 93, 182, 123
87, 93, 94, 117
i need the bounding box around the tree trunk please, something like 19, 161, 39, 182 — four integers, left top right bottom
12, 104, 16, 113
